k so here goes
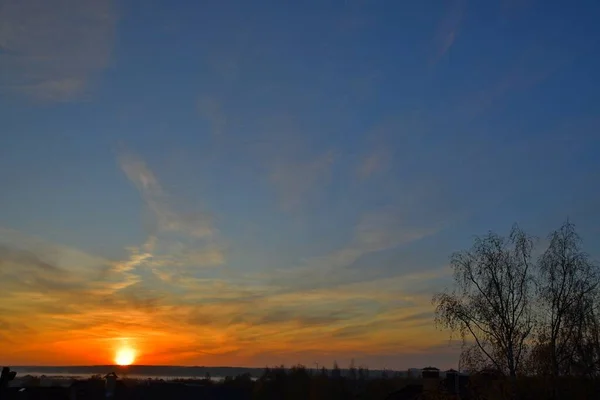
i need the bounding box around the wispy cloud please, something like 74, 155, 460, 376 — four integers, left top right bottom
357, 147, 390, 180
268, 207, 445, 292
0, 150, 453, 367
0, 223, 449, 367
0, 227, 135, 323
0, 0, 116, 101
270, 150, 335, 211
118, 152, 214, 239
117, 151, 226, 276
197, 95, 227, 136
453, 42, 575, 119
430, 0, 466, 65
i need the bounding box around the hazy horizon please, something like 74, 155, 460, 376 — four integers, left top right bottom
7, 364, 426, 370
8, 364, 434, 380
5, 360, 454, 372
1, 0, 599, 370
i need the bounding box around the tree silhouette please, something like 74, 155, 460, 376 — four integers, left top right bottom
433, 225, 535, 397
534, 220, 599, 380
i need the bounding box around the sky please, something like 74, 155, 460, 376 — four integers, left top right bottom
0, 0, 599, 370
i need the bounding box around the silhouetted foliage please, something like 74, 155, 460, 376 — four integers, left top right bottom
533, 221, 599, 377
331, 361, 341, 379
248, 364, 414, 400
348, 359, 357, 380
435, 220, 600, 399
433, 224, 535, 392
1, 367, 17, 399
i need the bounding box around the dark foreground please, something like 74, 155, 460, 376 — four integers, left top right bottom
3, 366, 600, 400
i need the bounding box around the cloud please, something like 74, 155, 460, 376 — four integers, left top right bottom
270, 151, 335, 210
0, 227, 111, 278
225, 112, 339, 211
0, 150, 455, 367
0, 0, 116, 101
325, 210, 435, 267
118, 152, 214, 239
430, 0, 465, 65
0, 229, 139, 316
268, 207, 444, 292
0, 224, 451, 367
397, 311, 436, 324
357, 148, 390, 180
452, 42, 574, 120
197, 95, 227, 136
117, 150, 226, 276
119, 153, 163, 199
208, 52, 240, 82
243, 307, 356, 328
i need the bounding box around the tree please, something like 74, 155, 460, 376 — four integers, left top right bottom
1, 367, 17, 393
331, 361, 341, 379
534, 221, 599, 379
459, 343, 497, 373
573, 303, 600, 376
357, 365, 369, 380
433, 224, 535, 395
348, 359, 357, 380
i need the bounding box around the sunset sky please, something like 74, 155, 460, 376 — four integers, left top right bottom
1, 0, 599, 370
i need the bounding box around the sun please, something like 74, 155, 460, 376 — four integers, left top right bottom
114, 347, 136, 366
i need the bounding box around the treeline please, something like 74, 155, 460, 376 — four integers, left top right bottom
12, 365, 267, 378
212, 364, 416, 400
434, 220, 600, 398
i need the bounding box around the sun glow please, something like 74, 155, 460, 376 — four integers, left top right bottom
114, 347, 136, 366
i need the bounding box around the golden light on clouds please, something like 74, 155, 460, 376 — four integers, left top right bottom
0, 152, 453, 369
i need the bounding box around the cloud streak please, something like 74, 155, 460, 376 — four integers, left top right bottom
267, 207, 445, 293
117, 151, 226, 281
0, 145, 457, 367
0, 221, 449, 368
357, 148, 390, 180
197, 95, 228, 136
0, 0, 116, 101
118, 152, 214, 239
430, 0, 466, 65
270, 150, 335, 211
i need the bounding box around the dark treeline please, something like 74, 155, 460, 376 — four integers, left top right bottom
11, 364, 399, 379
12, 365, 266, 378
434, 220, 600, 399
173, 363, 600, 399
7, 363, 600, 400
174, 364, 418, 400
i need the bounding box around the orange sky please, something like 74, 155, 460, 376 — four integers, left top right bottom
0, 150, 458, 369
0, 230, 454, 368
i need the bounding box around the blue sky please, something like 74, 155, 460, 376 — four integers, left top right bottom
0, 0, 599, 368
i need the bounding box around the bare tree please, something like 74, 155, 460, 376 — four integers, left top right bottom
433, 224, 535, 395
535, 221, 599, 379
459, 342, 497, 373
573, 302, 600, 376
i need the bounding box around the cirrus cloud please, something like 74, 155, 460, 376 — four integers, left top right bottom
0, 0, 117, 101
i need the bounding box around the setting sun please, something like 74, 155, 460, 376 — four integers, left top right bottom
114, 347, 136, 366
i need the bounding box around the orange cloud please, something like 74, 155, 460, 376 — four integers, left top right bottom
0, 224, 451, 367
0, 152, 454, 369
